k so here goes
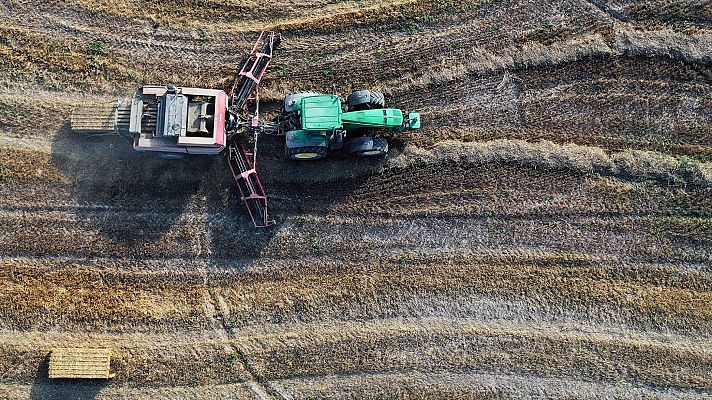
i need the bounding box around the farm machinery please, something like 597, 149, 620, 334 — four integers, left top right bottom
71, 31, 421, 227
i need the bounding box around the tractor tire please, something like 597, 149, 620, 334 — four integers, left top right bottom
349, 137, 389, 157
284, 91, 320, 112
286, 146, 328, 161
347, 90, 385, 111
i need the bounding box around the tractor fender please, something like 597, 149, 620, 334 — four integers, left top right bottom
285, 130, 329, 149
284, 91, 321, 113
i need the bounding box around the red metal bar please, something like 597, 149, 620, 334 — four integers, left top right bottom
227, 142, 274, 228
229, 31, 279, 110
226, 31, 280, 228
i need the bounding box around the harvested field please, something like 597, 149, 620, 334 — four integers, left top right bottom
0, 0, 711, 399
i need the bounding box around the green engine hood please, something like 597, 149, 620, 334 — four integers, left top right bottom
341, 108, 404, 129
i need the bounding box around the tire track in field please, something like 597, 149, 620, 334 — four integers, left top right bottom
0, 313, 709, 390
203, 289, 279, 400
192, 184, 288, 400
194, 201, 279, 399
224, 316, 712, 391
2, 210, 709, 263
275, 369, 710, 399
272, 0, 613, 89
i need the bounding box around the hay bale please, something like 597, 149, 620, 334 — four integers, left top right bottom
49, 347, 113, 379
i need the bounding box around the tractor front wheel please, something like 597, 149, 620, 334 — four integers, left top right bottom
286, 146, 328, 160
347, 90, 385, 111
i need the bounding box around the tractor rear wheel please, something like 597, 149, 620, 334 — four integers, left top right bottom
286, 146, 328, 160
347, 90, 385, 111
349, 137, 388, 157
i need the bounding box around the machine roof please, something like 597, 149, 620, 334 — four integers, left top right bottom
300, 95, 342, 130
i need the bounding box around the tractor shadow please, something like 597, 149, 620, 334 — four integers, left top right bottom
51, 121, 395, 261
203, 134, 394, 261
29, 355, 108, 400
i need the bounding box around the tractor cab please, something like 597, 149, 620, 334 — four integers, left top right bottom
300, 95, 342, 131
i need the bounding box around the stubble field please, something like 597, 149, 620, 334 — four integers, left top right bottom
0, 0, 711, 399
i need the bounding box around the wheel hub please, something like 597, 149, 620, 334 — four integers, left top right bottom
294, 152, 320, 159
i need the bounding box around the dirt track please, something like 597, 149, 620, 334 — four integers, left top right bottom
1, 0, 711, 399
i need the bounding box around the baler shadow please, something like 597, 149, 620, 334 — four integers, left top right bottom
51, 122, 227, 248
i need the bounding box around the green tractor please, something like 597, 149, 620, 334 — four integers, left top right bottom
279, 90, 421, 160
